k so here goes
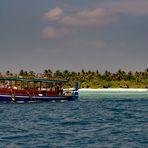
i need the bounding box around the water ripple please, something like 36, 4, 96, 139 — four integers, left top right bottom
0, 93, 148, 147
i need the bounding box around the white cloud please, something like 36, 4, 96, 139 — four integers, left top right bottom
43, 7, 63, 21
43, 1, 148, 25
42, 26, 68, 38
42, 1, 148, 39
61, 8, 117, 26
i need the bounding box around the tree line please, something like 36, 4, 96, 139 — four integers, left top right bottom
1, 68, 148, 88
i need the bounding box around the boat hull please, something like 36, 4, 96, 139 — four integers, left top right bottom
0, 94, 78, 103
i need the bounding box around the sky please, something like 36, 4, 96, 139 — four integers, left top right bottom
0, 0, 148, 74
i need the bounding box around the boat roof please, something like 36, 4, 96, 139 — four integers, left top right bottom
0, 77, 68, 83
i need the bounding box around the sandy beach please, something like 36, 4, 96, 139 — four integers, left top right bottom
78, 88, 148, 92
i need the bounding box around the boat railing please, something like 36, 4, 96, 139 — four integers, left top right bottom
0, 87, 76, 97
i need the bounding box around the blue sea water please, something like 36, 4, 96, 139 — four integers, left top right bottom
0, 91, 148, 148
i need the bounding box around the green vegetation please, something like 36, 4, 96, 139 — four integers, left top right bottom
1, 68, 148, 88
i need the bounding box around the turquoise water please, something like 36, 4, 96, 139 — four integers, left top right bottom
0, 91, 148, 147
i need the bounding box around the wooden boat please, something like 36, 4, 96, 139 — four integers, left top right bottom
0, 77, 79, 103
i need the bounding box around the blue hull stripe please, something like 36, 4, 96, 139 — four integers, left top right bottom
0, 94, 78, 102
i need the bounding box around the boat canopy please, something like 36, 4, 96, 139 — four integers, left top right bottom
0, 77, 68, 83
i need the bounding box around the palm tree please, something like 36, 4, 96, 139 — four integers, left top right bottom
143, 68, 148, 78
54, 70, 63, 79
6, 70, 10, 76
19, 69, 25, 77
81, 69, 85, 75
95, 70, 101, 78
63, 70, 70, 80
127, 71, 134, 80
102, 70, 112, 81
24, 71, 29, 77
29, 71, 35, 78
115, 69, 126, 81
85, 70, 94, 82
134, 71, 142, 82
44, 69, 53, 78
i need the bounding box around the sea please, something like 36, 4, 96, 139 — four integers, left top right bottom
0, 91, 148, 148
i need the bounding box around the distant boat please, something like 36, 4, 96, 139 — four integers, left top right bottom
0, 77, 78, 103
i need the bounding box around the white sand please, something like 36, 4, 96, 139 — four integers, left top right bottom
79, 88, 148, 92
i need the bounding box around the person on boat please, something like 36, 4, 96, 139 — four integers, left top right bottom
55, 83, 59, 95
59, 82, 63, 95
45, 83, 52, 96
13, 86, 17, 89
49, 83, 54, 91
47, 83, 55, 96
5, 81, 10, 88
0, 84, 4, 88
46, 83, 50, 91
8, 84, 12, 89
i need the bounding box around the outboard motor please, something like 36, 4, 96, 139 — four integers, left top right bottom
72, 82, 78, 99
75, 82, 79, 91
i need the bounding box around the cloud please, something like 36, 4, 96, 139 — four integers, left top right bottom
43, 1, 148, 25
42, 26, 68, 38
104, 0, 148, 16
42, 7, 117, 38
43, 7, 63, 21
42, 1, 148, 39
61, 8, 117, 26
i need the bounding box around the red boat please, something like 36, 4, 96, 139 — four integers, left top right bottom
0, 77, 79, 103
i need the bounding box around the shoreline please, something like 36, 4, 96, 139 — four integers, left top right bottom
78, 88, 148, 92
